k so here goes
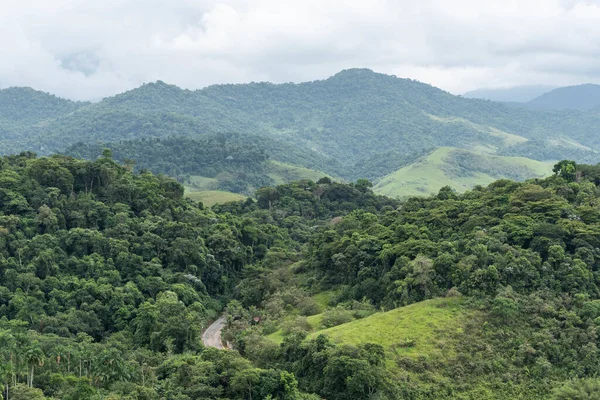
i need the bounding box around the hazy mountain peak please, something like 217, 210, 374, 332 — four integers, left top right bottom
463, 85, 556, 103
527, 83, 600, 110
0, 86, 85, 122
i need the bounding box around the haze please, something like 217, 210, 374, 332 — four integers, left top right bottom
2, 0, 600, 100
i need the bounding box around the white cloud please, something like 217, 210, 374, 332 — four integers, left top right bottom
1, 0, 600, 100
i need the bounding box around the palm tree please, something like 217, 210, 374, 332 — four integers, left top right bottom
24, 345, 44, 388
0, 330, 16, 398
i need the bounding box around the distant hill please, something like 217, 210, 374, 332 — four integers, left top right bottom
3, 69, 600, 196
0, 86, 87, 123
373, 147, 553, 198
526, 84, 600, 110
1, 70, 599, 164
463, 85, 555, 103
64, 135, 333, 195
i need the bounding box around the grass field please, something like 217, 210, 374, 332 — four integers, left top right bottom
184, 160, 332, 198
187, 175, 220, 191
185, 190, 247, 206
308, 297, 466, 357
426, 114, 528, 147
267, 297, 468, 365
374, 147, 553, 198
267, 160, 332, 185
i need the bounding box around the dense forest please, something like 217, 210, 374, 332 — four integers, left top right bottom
3, 150, 600, 398
64, 134, 342, 194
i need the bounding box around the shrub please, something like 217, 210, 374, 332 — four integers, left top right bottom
321, 307, 354, 328
282, 316, 313, 335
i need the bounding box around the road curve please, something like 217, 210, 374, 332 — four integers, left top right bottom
202, 315, 227, 349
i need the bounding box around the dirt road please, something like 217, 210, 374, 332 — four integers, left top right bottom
202, 315, 226, 349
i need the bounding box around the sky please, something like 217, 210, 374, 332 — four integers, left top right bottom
2, 0, 600, 100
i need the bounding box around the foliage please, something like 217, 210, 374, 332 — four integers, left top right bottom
6, 152, 600, 398
4, 70, 600, 185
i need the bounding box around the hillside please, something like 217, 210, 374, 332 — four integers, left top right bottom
373, 147, 554, 198
0, 87, 87, 123
218, 161, 600, 398
463, 85, 555, 102
3, 69, 600, 182
5, 152, 600, 398
64, 135, 335, 196
527, 84, 600, 110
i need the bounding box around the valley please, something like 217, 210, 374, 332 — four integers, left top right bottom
2, 70, 600, 399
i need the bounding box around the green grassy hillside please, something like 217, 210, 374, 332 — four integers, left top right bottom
306, 297, 466, 354
185, 190, 247, 206
267, 161, 332, 185
374, 147, 553, 198
267, 297, 467, 356
184, 160, 332, 196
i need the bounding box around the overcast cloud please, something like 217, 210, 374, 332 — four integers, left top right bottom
1, 0, 600, 100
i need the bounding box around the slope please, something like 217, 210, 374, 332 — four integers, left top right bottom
307, 297, 467, 360
0, 87, 87, 123
65, 135, 334, 196
527, 83, 600, 110
3, 69, 600, 170
463, 85, 556, 102
374, 147, 554, 198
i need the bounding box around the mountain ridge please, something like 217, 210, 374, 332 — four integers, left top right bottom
526, 83, 600, 110
2, 69, 600, 197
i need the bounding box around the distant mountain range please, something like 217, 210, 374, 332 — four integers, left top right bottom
463, 85, 557, 103
466, 83, 600, 111
2, 69, 600, 198
526, 84, 600, 111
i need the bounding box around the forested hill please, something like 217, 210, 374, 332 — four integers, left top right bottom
63, 134, 340, 195
4, 152, 600, 398
0, 87, 87, 123
0, 151, 394, 399
4, 70, 600, 198
2, 69, 600, 165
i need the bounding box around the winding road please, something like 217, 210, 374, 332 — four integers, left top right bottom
202, 315, 227, 349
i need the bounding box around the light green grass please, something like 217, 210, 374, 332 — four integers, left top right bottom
548, 137, 596, 151
267, 297, 468, 363
187, 175, 219, 191
267, 330, 285, 344
186, 162, 332, 195
308, 298, 465, 359
266, 313, 326, 344
266, 160, 332, 185
312, 290, 336, 311
374, 147, 553, 198
427, 114, 528, 146
185, 190, 246, 206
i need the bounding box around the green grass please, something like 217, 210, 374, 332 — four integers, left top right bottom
427, 114, 528, 147
184, 162, 332, 196
374, 147, 553, 198
266, 160, 332, 185
308, 298, 465, 358
185, 190, 246, 206
187, 175, 219, 191
312, 290, 336, 311
267, 297, 468, 365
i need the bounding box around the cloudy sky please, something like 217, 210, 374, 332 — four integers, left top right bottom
2, 0, 600, 100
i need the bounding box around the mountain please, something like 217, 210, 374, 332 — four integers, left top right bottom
463, 85, 556, 102
526, 83, 600, 110
3, 69, 600, 196
0, 86, 87, 123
